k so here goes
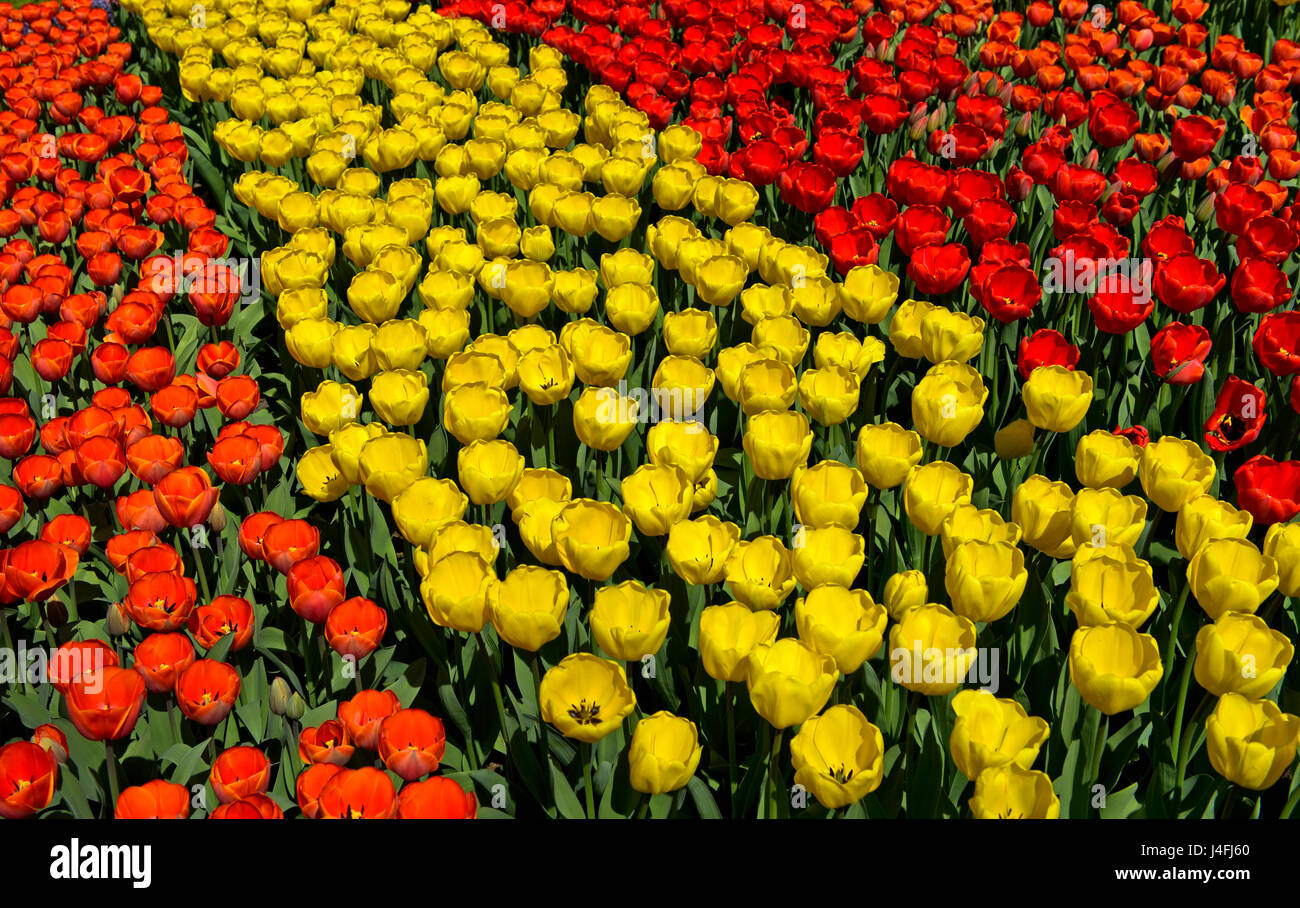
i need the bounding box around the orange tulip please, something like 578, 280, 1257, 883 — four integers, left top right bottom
210, 746, 271, 804
175, 659, 240, 726
115, 779, 190, 819
377, 708, 447, 781
64, 666, 146, 741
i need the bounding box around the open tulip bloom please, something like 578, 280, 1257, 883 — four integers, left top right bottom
1, 0, 1300, 852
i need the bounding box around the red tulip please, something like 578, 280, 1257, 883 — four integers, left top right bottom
1234, 455, 1300, 524
64, 666, 147, 741
398, 777, 478, 819
1204, 376, 1267, 453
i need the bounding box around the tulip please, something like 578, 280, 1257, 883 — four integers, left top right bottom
665, 515, 741, 585
210, 747, 271, 804
919, 308, 984, 364
1195, 611, 1294, 699
621, 464, 693, 536
795, 585, 887, 673
792, 460, 867, 530
904, 461, 975, 536
378, 709, 446, 781
1206, 693, 1300, 790
969, 765, 1060, 819
856, 422, 923, 489
1138, 435, 1216, 512
725, 536, 797, 611
940, 505, 1023, 558
152, 466, 220, 528
539, 653, 636, 743
1188, 537, 1280, 619
799, 366, 860, 426
115, 779, 190, 819
490, 565, 569, 652
316, 767, 398, 819
746, 637, 839, 729
369, 370, 429, 426
1068, 622, 1163, 714
945, 540, 1028, 623
443, 382, 512, 445
888, 604, 979, 695
793, 526, 865, 589
391, 478, 468, 548
1075, 429, 1141, 489
699, 603, 782, 682
628, 712, 703, 795
0, 741, 58, 819
743, 409, 813, 480
788, 704, 885, 808
1176, 496, 1253, 560
1263, 522, 1300, 597
949, 690, 1050, 781
1023, 365, 1093, 433
457, 439, 525, 505
590, 581, 672, 662
1066, 545, 1160, 627
358, 433, 427, 502
398, 777, 478, 819
1069, 487, 1149, 549
552, 499, 632, 581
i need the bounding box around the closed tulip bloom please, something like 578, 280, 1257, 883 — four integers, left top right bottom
888, 298, 935, 358
695, 255, 748, 307
1013, 475, 1077, 558
663, 309, 718, 359
940, 505, 1023, 559
739, 357, 797, 415
1068, 622, 1163, 714
392, 478, 468, 548
745, 638, 839, 729
553, 268, 600, 314
501, 261, 554, 320
1206, 693, 1300, 790
606, 283, 661, 336
1195, 612, 1294, 699
421, 551, 497, 633
799, 366, 860, 427
969, 765, 1060, 819
725, 535, 797, 611
792, 460, 867, 530
590, 581, 671, 661
949, 690, 1051, 781
884, 570, 928, 619
398, 777, 478, 819
666, 515, 741, 585
888, 604, 979, 695
1264, 522, 1300, 597
358, 434, 427, 502
457, 439, 525, 505
621, 464, 693, 537
539, 653, 636, 743
1069, 487, 1149, 549
1188, 537, 1280, 619
788, 704, 885, 808
1176, 496, 1253, 560
856, 422, 923, 489
647, 420, 718, 483
841, 264, 900, 324
652, 355, 714, 418
1075, 429, 1141, 489
301, 380, 364, 437
993, 419, 1036, 459
744, 409, 813, 480
566, 322, 631, 386
1023, 365, 1093, 433
945, 540, 1028, 623
443, 351, 509, 392
793, 527, 866, 589
552, 499, 632, 581
153, 466, 220, 529
369, 369, 429, 426
1067, 545, 1160, 627
628, 712, 703, 795
443, 382, 512, 445
795, 585, 887, 673
520, 225, 555, 261
573, 387, 639, 451
371, 319, 428, 371
904, 462, 975, 536
814, 332, 885, 381
699, 603, 782, 682
919, 308, 984, 364
1138, 435, 1216, 512
490, 565, 569, 652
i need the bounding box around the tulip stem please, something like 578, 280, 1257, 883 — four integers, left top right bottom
1175, 691, 1213, 806
104, 741, 121, 816
767, 727, 784, 820
1280, 782, 1300, 819
635, 795, 649, 820
1162, 586, 1190, 693
725, 681, 737, 815
581, 742, 595, 820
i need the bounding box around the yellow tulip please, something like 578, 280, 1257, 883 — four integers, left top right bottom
919, 307, 984, 364
457, 439, 525, 505
745, 638, 839, 729
1023, 365, 1093, 433
792, 459, 867, 530
297, 445, 349, 502
949, 690, 1050, 781
369, 369, 429, 426
798, 366, 860, 427
666, 515, 741, 585
621, 464, 693, 537
724, 535, 797, 611
300, 380, 363, 436
662, 308, 718, 359
888, 298, 935, 357
969, 765, 1060, 819
590, 581, 671, 662
489, 564, 569, 652
699, 603, 781, 682
840, 264, 899, 324
1188, 537, 1280, 620
358, 432, 427, 502
1264, 522, 1300, 598
793, 526, 865, 589
1138, 435, 1216, 512
442, 382, 512, 445
1075, 429, 1140, 489
539, 653, 636, 743
743, 409, 813, 480
944, 540, 1028, 623
903, 461, 975, 536
789, 705, 885, 808
517, 344, 575, 406
1066, 544, 1159, 627
883, 570, 928, 620
421, 552, 496, 633
628, 712, 703, 795
1195, 612, 1294, 699
856, 422, 923, 490
392, 477, 468, 547
795, 585, 887, 673
887, 603, 978, 695
646, 420, 718, 483
1012, 474, 1076, 559
1206, 693, 1300, 790
940, 505, 1023, 558
1174, 496, 1252, 561
552, 499, 632, 581
1068, 486, 1148, 549
1068, 622, 1163, 714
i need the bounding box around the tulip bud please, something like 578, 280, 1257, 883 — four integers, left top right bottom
962, 74, 978, 96
270, 677, 292, 715
1014, 111, 1033, 138
1155, 150, 1178, 176
1082, 148, 1099, 170
985, 75, 1002, 97
285, 691, 307, 721
208, 501, 227, 532
1194, 191, 1217, 223
106, 600, 132, 636
876, 39, 891, 62
999, 83, 1014, 105
909, 116, 928, 142
44, 599, 68, 629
